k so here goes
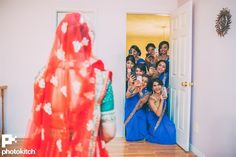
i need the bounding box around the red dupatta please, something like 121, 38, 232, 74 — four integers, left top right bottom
23, 13, 109, 157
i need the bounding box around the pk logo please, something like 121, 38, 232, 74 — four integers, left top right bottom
1, 134, 17, 148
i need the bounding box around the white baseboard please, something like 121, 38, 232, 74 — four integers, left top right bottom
190, 144, 205, 157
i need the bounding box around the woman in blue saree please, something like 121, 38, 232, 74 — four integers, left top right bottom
125, 74, 150, 141
126, 55, 136, 91
155, 60, 169, 88
157, 41, 170, 65
146, 78, 176, 144
155, 60, 170, 114
128, 45, 145, 65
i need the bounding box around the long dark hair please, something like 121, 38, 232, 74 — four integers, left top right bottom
129, 45, 142, 56
148, 78, 163, 92
156, 60, 169, 73
158, 41, 169, 54
134, 64, 147, 74
126, 55, 135, 65
145, 43, 156, 52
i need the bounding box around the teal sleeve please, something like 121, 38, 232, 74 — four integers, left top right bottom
101, 81, 114, 112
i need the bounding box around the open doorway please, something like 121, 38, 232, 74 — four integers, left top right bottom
125, 1, 193, 151
125, 13, 175, 143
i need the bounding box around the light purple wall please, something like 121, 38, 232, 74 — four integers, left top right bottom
2, 0, 235, 156
178, 0, 189, 6
186, 0, 236, 156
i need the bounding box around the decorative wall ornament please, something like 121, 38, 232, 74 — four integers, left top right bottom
215, 8, 232, 37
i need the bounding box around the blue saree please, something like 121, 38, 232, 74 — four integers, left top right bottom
124, 88, 149, 141
146, 99, 176, 144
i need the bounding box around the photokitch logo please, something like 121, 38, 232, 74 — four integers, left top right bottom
1, 134, 36, 156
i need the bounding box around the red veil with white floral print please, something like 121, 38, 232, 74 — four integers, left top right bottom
23, 13, 115, 157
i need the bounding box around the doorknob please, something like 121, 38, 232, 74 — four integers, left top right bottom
181, 81, 188, 87
181, 81, 193, 87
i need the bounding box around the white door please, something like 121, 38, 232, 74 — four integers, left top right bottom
169, 0, 193, 151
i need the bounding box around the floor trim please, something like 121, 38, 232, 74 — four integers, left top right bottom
190, 144, 205, 157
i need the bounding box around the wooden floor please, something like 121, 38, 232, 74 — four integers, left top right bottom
107, 138, 196, 157
3, 138, 197, 157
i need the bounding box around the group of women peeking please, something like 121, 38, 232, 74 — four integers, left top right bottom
125, 41, 176, 144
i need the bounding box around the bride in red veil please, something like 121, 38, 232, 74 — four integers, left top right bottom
23, 13, 116, 157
